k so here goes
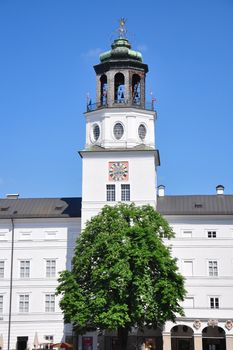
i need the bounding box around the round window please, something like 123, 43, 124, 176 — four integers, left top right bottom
113, 123, 124, 140
138, 124, 147, 140
92, 124, 100, 141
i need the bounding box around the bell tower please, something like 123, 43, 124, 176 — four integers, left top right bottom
80, 19, 160, 227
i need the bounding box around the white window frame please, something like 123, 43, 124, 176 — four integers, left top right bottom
182, 260, 194, 276
121, 184, 130, 201
44, 335, 54, 342
46, 259, 56, 278
182, 230, 193, 238
207, 230, 217, 238
45, 230, 57, 240
106, 184, 115, 202
45, 294, 55, 313
183, 296, 194, 308
0, 261, 5, 278
208, 260, 218, 277
20, 260, 30, 278
19, 294, 29, 313
209, 296, 219, 309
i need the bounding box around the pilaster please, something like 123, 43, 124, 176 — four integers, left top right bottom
162, 333, 171, 350
226, 335, 233, 350
194, 334, 202, 350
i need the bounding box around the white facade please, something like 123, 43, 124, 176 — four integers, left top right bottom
0, 216, 81, 350
162, 215, 233, 349
81, 106, 159, 227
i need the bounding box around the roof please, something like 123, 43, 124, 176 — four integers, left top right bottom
1, 194, 233, 219
0, 198, 81, 219
157, 195, 233, 215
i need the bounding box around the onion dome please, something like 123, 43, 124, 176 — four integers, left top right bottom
100, 38, 143, 63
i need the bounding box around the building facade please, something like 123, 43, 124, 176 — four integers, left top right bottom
0, 24, 233, 350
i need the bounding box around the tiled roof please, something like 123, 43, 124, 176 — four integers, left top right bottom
157, 195, 233, 215
0, 197, 81, 219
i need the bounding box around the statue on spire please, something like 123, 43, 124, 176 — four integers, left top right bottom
117, 17, 127, 39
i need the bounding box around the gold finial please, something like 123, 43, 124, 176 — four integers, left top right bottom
117, 17, 127, 39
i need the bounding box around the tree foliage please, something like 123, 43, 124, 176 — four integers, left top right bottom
57, 204, 186, 347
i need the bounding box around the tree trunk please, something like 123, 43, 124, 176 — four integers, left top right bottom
118, 327, 129, 350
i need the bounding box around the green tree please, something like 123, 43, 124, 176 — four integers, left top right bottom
57, 204, 186, 350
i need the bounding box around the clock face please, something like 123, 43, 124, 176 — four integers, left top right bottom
109, 161, 129, 181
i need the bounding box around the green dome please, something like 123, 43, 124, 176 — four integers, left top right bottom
99, 38, 143, 63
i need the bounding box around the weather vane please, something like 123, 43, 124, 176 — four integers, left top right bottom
117, 17, 127, 39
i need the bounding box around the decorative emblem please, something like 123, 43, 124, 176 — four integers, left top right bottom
208, 319, 218, 328
225, 320, 233, 330
109, 161, 128, 181
193, 320, 201, 330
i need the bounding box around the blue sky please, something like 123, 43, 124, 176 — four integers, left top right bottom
0, 0, 233, 198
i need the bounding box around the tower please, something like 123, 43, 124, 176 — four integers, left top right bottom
80, 20, 160, 227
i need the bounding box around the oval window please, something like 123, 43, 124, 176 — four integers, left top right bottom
92, 124, 100, 141
138, 124, 147, 140
113, 123, 124, 140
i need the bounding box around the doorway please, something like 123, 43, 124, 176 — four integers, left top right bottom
17, 337, 28, 350
202, 327, 226, 350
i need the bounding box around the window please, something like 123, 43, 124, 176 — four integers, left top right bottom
182, 260, 193, 276
92, 124, 100, 142
19, 294, 29, 312
210, 297, 219, 309
20, 260, 30, 278
182, 230, 192, 238
45, 231, 57, 239
121, 184, 130, 201
0, 231, 7, 240
44, 335, 54, 342
208, 260, 218, 277
19, 231, 32, 240
138, 124, 146, 140
0, 295, 3, 313
45, 294, 55, 312
106, 185, 115, 201
208, 231, 217, 238
0, 261, 4, 278
113, 123, 124, 140
46, 260, 56, 278
183, 297, 194, 308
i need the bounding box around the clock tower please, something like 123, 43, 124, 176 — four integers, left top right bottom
80, 20, 160, 227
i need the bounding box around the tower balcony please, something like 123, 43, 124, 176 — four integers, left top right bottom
86, 100, 156, 113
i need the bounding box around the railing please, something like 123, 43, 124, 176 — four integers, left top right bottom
86, 100, 156, 112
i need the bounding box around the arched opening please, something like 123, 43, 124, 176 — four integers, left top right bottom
202, 326, 226, 350
132, 74, 141, 105
100, 74, 108, 106
114, 73, 125, 103
171, 325, 194, 350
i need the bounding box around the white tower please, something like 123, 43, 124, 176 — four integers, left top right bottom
80, 21, 160, 228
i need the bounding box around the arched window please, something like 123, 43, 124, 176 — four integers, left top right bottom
132, 74, 141, 105
114, 73, 125, 103
202, 326, 226, 350
100, 74, 107, 106
171, 325, 194, 350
